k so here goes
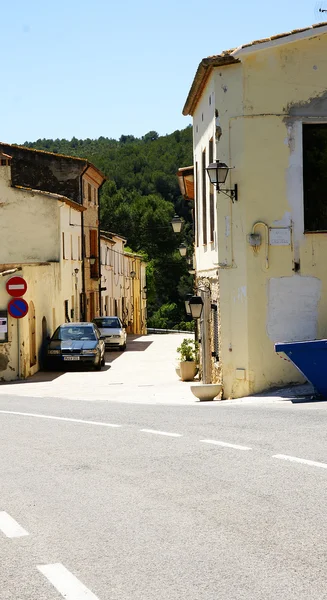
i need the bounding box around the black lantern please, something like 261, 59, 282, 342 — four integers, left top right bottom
206, 161, 238, 202
189, 295, 204, 319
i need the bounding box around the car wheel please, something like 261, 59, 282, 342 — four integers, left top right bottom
120, 343, 126, 351
101, 355, 105, 366
95, 357, 102, 371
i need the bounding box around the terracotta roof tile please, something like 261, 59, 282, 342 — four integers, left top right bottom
183, 21, 327, 115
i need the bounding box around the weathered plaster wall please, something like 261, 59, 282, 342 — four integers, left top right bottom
59, 204, 83, 322
100, 238, 147, 334
226, 33, 327, 397
82, 172, 100, 320
0, 166, 60, 263
0, 263, 61, 381
192, 32, 327, 398
0, 144, 84, 203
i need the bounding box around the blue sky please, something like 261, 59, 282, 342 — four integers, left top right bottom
1, 0, 323, 143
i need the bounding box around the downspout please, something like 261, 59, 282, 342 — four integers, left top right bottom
80, 167, 88, 322
98, 180, 105, 317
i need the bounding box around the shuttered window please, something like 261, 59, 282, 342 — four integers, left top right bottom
211, 303, 219, 361
202, 150, 207, 245
209, 139, 214, 243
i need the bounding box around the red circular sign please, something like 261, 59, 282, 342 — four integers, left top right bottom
6, 276, 27, 297
8, 298, 29, 319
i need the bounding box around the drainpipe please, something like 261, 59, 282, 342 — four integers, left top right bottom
80, 168, 87, 322
97, 179, 105, 317
98, 189, 101, 317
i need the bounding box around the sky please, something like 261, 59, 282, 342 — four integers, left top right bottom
1, 0, 324, 143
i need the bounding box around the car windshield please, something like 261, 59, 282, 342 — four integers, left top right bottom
93, 318, 121, 329
52, 326, 96, 341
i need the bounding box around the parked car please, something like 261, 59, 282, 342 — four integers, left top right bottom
92, 316, 127, 350
46, 323, 105, 370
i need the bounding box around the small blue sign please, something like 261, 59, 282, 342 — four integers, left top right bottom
8, 298, 29, 319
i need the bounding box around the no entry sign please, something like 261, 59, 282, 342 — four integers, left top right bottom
8, 298, 29, 319
6, 276, 27, 297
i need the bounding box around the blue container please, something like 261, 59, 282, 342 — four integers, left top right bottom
275, 339, 327, 397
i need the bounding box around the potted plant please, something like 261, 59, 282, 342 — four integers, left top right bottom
177, 338, 199, 381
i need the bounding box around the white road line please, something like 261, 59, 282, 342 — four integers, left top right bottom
38, 563, 100, 600
0, 410, 121, 428
200, 439, 252, 451
140, 428, 182, 438
0, 512, 29, 538
273, 454, 327, 470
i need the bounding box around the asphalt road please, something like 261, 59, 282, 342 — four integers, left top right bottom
1, 390, 327, 599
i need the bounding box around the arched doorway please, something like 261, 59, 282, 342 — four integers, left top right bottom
29, 301, 36, 368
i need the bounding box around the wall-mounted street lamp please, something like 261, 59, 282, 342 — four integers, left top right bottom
88, 257, 96, 265
189, 295, 204, 319
171, 214, 183, 234
178, 243, 187, 257
130, 270, 136, 279
184, 293, 192, 316
206, 161, 238, 202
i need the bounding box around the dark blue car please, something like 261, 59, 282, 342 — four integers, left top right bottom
46, 323, 105, 371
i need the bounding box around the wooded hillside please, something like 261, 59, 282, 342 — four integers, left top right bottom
24, 127, 194, 329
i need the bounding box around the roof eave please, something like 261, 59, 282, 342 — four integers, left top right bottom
182, 55, 239, 116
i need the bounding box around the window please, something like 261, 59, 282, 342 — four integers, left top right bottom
209, 138, 214, 243
211, 303, 219, 361
88, 182, 92, 202
62, 232, 66, 259
71, 235, 74, 260
89, 229, 98, 278
195, 162, 199, 247
202, 150, 207, 245
303, 124, 327, 231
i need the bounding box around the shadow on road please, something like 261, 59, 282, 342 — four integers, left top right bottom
0, 370, 65, 385
105, 336, 153, 364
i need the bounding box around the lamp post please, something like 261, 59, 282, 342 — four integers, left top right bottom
184, 293, 192, 317
178, 243, 187, 257
171, 214, 183, 233
189, 295, 204, 319
186, 284, 211, 384
206, 161, 238, 202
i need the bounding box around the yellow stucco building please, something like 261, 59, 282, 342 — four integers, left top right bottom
182, 22, 327, 398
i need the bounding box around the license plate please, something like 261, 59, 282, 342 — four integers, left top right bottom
105, 337, 112, 341
63, 356, 80, 361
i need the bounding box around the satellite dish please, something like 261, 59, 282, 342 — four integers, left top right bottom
315, 2, 327, 20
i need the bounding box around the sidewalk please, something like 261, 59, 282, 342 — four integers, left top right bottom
0, 333, 318, 405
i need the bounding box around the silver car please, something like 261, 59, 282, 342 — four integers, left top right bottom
93, 317, 127, 351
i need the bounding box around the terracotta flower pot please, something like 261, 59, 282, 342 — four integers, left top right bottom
179, 361, 197, 382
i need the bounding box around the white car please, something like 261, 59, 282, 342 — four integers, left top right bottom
92, 317, 127, 351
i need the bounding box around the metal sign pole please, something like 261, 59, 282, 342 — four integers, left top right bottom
17, 319, 21, 379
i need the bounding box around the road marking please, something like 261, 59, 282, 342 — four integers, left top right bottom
273, 454, 327, 470
0, 512, 29, 538
140, 428, 182, 437
0, 411, 121, 428
200, 439, 252, 451
38, 563, 100, 600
